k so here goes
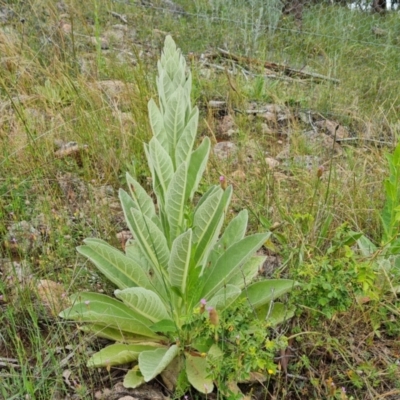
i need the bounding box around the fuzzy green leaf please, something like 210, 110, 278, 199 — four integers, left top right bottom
226, 256, 266, 289
164, 89, 186, 160
201, 232, 270, 300
148, 137, 174, 198
186, 137, 211, 200
139, 345, 179, 382
150, 319, 177, 334
77, 238, 148, 290
114, 287, 171, 324
124, 369, 145, 389
168, 229, 193, 296
79, 324, 156, 343
216, 210, 248, 252
126, 173, 157, 220
175, 107, 199, 167
120, 189, 170, 271
87, 344, 159, 368
185, 354, 214, 394
165, 162, 189, 241
240, 279, 297, 308
124, 240, 167, 301
207, 284, 241, 310
193, 186, 232, 269
59, 293, 159, 338
256, 302, 296, 326
148, 99, 168, 151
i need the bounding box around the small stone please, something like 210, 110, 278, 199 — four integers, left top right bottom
213, 141, 238, 161
216, 115, 237, 140
90, 36, 109, 50
231, 169, 246, 181
60, 22, 71, 34
261, 123, 273, 134
265, 157, 280, 169
4, 221, 42, 255
118, 397, 137, 400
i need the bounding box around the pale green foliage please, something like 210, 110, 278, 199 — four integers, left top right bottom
356, 142, 400, 295
59, 35, 296, 395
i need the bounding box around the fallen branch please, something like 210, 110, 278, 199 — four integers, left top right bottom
0, 357, 20, 370
217, 48, 340, 84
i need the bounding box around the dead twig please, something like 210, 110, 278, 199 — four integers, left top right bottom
217, 48, 340, 84
110, 11, 127, 24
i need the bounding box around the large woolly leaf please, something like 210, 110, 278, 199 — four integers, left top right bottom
193, 185, 220, 213
148, 137, 174, 198
114, 287, 171, 324
240, 279, 297, 309
193, 186, 232, 269
124, 240, 167, 301
138, 345, 179, 382
168, 229, 193, 296
124, 369, 145, 389
79, 324, 156, 344
165, 162, 188, 241
186, 137, 211, 201
207, 210, 249, 270
216, 210, 249, 252
164, 89, 186, 161
148, 99, 168, 151
185, 354, 214, 394
77, 238, 148, 290
193, 188, 223, 258
59, 293, 159, 338
256, 302, 296, 326
175, 107, 199, 167
207, 284, 241, 310
201, 232, 270, 300
226, 256, 266, 289
125, 173, 156, 220
87, 344, 159, 368
120, 189, 170, 271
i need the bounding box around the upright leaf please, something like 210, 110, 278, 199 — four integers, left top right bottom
125, 240, 167, 300
226, 256, 266, 289
175, 107, 199, 167
207, 210, 249, 269
148, 137, 174, 198
164, 89, 186, 162
168, 229, 193, 296
201, 233, 271, 300
207, 284, 241, 311
120, 189, 170, 271
193, 186, 232, 268
148, 99, 168, 151
186, 137, 211, 200
77, 239, 149, 290
166, 162, 188, 241
125, 173, 156, 220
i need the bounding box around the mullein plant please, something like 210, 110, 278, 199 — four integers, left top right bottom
60, 36, 296, 394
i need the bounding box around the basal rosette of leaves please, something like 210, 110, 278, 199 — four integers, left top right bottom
59, 36, 297, 394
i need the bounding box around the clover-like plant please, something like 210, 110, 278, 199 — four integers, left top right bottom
60, 36, 296, 394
